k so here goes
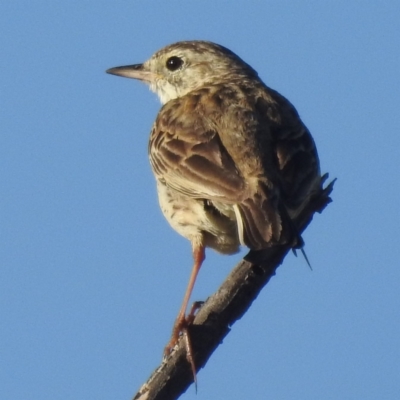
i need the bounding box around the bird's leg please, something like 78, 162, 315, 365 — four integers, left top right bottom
164, 244, 205, 356
164, 244, 205, 387
164, 244, 205, 385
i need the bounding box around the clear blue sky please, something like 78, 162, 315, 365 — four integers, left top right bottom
1, 2, 399, 399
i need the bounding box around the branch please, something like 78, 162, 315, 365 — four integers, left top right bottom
133, 175, 335, 400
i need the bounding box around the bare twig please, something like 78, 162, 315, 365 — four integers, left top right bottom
133, 175, 335, 400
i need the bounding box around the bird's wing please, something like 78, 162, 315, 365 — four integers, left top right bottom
264, 89, 321, 214
149, 94, 246, 202
149, 88, 304, 250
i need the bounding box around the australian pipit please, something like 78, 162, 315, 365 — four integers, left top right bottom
107, 40, 321, 380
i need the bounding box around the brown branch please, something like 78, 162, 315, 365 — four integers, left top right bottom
133, 175, 335, 400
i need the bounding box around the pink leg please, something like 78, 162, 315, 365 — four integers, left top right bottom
164, 245, 206, 385
164, 244, 205, 355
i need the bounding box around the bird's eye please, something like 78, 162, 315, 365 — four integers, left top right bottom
166, 56, 183, 71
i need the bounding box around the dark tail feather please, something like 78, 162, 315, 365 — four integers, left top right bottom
244, 205, 309, 267
292, 247, 312, 270
237, 197, 282, 250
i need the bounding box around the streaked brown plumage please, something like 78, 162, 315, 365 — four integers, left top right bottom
107, 40, 321, 378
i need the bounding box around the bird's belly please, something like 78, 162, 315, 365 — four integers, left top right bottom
156, 180, 240, 255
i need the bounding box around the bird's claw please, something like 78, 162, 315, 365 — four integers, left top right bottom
163, 300, 205, 388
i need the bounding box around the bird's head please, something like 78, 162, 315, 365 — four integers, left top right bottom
107, 40, 259, 104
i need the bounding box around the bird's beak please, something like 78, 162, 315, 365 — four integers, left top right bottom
106, 64, 156, 83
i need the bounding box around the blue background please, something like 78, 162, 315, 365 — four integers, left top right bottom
1, 2, 399, 399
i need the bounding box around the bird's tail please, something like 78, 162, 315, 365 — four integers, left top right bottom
234, 186, 300, 251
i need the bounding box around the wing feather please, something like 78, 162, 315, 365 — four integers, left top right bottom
148, 83, 319, 250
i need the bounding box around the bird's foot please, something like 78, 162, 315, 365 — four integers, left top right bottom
163, 317, 187, 356
164, 301, 204, 389
164, 301, 204, 355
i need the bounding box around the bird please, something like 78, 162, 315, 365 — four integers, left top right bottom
106, 40, 321, 379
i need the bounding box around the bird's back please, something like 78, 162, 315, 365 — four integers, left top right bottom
149, 79, 321, 252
